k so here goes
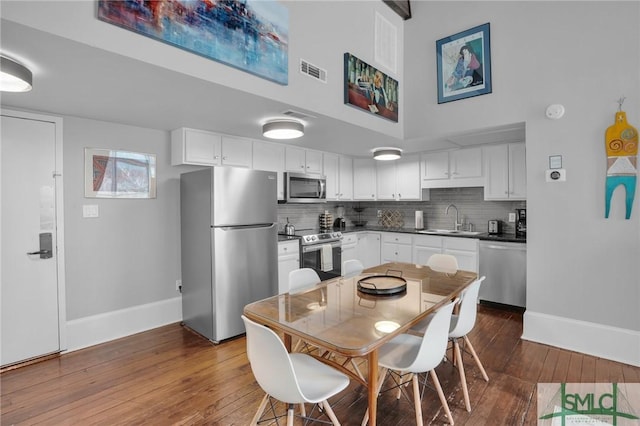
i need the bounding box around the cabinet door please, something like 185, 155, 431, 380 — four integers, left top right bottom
509, 143, 527, 199
395, 155, 421, 200
376, 161, 396, 200
422, 151, 449, 180
285, 146, 306, 172
278, 241, 300, 294
483, 144, 510, 200
221, 136, 252, 168
323, 153, 340, 200
253, 141, 285, 200
451, 147, 482, 179
172, 128, 221, 166
444, 249, 478, 273
305, 150, 323, 174
353, 159, 377, 200
413, 245, 441, 266
357, 232, 381, 268
338, 156, 353, 200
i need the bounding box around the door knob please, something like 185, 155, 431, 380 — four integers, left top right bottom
27, 233, 53, 259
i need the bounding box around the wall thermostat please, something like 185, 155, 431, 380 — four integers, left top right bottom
546, 169, 566, 182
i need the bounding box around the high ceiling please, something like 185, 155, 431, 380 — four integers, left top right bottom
1, 19, 524, 157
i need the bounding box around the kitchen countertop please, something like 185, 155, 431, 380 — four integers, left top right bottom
278, 226, 526, 244
338, 225, 526, 244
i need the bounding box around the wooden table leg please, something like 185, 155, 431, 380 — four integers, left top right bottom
284, 334, 292, 352
367, 350, 378, 426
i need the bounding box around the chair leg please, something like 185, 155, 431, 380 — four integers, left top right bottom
412, 373, 424, 426
287, 404, 295, 426
250, 393, 269, 426
361, 368, 388, 426
464, 335, 489, 382
430, 370, 454, 425
351, 358, 365, 381
453, 339, 471, 412
299, 403, 306, 417
321, 400, 341, 426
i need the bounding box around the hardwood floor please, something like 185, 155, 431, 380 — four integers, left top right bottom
2, 305, 639, 425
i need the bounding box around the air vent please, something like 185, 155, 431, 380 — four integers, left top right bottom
282, 109, 316, 120
300, 59, 327, 83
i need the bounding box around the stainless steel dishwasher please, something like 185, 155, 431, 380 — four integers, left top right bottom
478, 241, 527, 308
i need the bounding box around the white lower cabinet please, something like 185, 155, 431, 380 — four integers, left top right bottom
413, 234, 479, 272
381, 232, 412, 263
356, 232, 381, 268
341, 233, 358, 266
277, 240, 300, 294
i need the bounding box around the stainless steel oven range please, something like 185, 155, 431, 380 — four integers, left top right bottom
299, 231, 343, 281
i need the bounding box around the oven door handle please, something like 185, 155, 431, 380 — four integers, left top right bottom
302, 242, 342, 253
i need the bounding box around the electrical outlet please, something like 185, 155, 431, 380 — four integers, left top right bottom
508, 213, 516, 222
377, 210, 382, 218
176, 279, 182, 292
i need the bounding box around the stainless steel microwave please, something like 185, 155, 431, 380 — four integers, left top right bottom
284, 172, 326, 203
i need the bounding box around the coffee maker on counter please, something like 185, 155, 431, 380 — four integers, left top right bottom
515, 208, 526, 238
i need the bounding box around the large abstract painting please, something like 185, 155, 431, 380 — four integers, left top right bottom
97, 0, 289, 85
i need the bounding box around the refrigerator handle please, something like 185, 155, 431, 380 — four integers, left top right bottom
318, 179, 325, 198
218, 223, 276, 231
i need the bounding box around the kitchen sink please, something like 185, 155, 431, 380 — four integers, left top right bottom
417, 229, 482, 236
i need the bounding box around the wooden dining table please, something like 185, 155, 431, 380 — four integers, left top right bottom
243, 262, 477, 426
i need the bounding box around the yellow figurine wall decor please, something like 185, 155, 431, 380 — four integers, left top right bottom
605, 98, 638, 219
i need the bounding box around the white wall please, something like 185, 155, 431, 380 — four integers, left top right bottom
1, 0, 405, 140
63, 117, 185, 320
406, 1, 639, 365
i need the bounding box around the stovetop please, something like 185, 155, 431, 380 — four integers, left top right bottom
280, 228, 343, 245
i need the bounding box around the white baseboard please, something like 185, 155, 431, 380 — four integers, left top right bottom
65, 297, 182, 352
522, 310, 640, 367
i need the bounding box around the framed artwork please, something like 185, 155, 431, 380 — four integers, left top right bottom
84, 148, 157, 198
97, 0, 288, 85
436, 23, 492, 104
344, 53, 399, 123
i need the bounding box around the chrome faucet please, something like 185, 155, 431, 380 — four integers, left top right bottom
445, 203, 463, 231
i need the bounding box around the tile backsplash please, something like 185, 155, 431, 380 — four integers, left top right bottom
277, 187, 526, 234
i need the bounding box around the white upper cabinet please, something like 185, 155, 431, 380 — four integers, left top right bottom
377, 154, 421, 201
353, 158, 377, 201
171, 128, 251, 167
220, 135, 252, 168
253, 141, 285, 200
483, 143, 526, 200
421, 147, 484, 188
285, 147, 322, 174
323, 153, 353, 201
171, 127, 221, 166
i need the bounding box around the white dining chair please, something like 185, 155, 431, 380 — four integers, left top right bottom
447, 276, 488, 412
288, 268, 321, 293
342, 259, 364, 278
242, 315, 350, 426
426, 253, 459, 274
361, 299, 457, 426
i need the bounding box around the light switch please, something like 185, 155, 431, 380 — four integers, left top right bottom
508, 213, 516, 222
83, 204, 99, 218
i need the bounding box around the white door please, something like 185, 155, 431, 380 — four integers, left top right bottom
1, 111, 65, 367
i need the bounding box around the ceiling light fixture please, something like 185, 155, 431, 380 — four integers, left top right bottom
373, 147, 402, 161
262, 120, 304, 140
0, 56, 33, 92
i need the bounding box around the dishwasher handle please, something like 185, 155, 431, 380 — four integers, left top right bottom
482, 243, 526, 251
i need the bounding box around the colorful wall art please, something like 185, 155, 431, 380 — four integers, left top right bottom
344, 53, 399, 122
605, 104, 638, 219
97, 0, 289, 85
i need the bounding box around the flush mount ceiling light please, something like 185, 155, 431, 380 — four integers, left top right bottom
0, 56, 33, 92
373, 147, 402, 161
262, 120, 304, 140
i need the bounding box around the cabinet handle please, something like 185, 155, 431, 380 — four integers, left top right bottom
371, 194, 375, 198
398, 193, 402, 198
214, 155, 219, 159
504, 191, 509, 194
451, 171, 459, 175
223, 156, 227, 160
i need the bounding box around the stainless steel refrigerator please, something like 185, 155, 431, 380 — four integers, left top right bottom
180, 167, 278, 343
